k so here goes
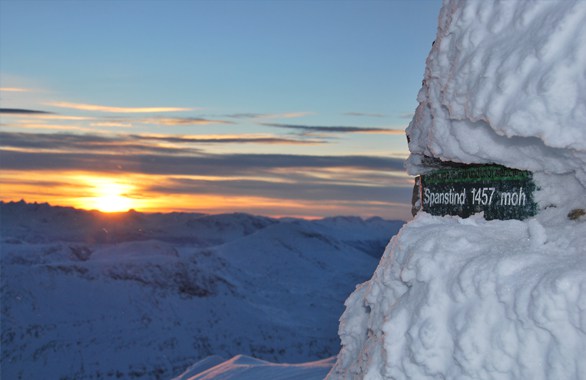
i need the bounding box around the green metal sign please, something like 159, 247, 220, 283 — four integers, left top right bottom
412, 164, 538, 220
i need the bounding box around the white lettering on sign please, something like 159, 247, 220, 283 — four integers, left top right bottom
423, 188, 466, 207
423, 187, 528, 208
471, 187, 496, 206
499, 188, 526, 206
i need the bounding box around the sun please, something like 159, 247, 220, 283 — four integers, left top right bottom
86, 178, 136, 212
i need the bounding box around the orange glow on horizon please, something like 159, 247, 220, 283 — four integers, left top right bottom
0, 171, 412, 219
83, 178, 135, 212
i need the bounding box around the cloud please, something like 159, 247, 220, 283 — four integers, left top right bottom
0, 131, 403, 173
0, 129, 412, 218
0, 132, 200, 155
277, 167, 413, 188
0, 110, 92, 121
224, 113, 273, 119
343, 112, 386, 118
0, 88, 32, 92
0, 176, 77, 189
147, 177, 412, 204
0, 148, 405, 177
130, 134, 325, 145
139, 117, 234, 126
261, 123, 405, 135
224, 112, 313, 120
399, 112, 414, 119
0, 108, 53, 115
0, 122, 97, 132
0, 132, 325, 155
0, 145, 410, 217
47, 101, 194, 113
31, 114, 92, 121
90, 122, 133, 128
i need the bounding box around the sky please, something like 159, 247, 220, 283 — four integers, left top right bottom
0, 0, 442, 219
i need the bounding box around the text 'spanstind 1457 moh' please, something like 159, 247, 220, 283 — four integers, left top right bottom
412, 162, 538, 220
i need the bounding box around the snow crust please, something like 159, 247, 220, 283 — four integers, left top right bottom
329, 213, 586, 379
0, 201, 403, 379
330, 1, 586, 379
173, 354, 335, 380
406, 0, 586, 190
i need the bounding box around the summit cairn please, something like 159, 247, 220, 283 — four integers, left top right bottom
328, 1, 586, 379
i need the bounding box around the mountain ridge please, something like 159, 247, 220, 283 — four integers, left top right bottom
0, 200, 404, 379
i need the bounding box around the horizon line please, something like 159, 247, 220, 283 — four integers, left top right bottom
0, 198, 407, 222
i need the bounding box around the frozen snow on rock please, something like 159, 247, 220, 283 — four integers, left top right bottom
329, 0, 586, 379
405, 0, 586, 191
328, 214, 586, 379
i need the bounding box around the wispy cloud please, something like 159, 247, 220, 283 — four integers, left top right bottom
224, 112, 313, 120
0, 123, 96, 132
132, 133, 325, 145
0, 108, 53, 115
47, 101, 194, 113
147, 176, 411, 204
0, 131, 200, 155
0, 148, 405, 177
32, 114, 92, 121
0, 87, 33, 92
0, 131, 325, 157
0, 146, 411, 218
0, 109, 97, 122
0, 176, 77, 189
261, 123, 405, 135
139, 117, 234, 126
90, 122, 133, 128
0, 130, 411, 218
343, 112, 386, 118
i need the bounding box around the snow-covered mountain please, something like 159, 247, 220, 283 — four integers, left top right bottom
0, 200, 403, 379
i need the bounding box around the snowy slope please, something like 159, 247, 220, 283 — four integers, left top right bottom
173, 355, 335, 380
329, 1, 586, 379
0, 201, 403, 380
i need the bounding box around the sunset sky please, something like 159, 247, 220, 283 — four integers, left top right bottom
0, 0, 441, 219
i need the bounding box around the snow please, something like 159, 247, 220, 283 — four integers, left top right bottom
173, 355, 335, 380
405, 0, 586, 189
329, 213, 586, 379
3, 1, 586, 379
0, 201, 403, 379
329, 1, 586, 379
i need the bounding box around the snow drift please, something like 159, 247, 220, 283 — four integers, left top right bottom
329, 1, 586, 379
329, 213, 586, 379
173, 355, 335, 380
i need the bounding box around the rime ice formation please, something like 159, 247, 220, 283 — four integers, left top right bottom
406, 0, 586, 191
329, 213, 586, 379
329, 1, 586, 379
